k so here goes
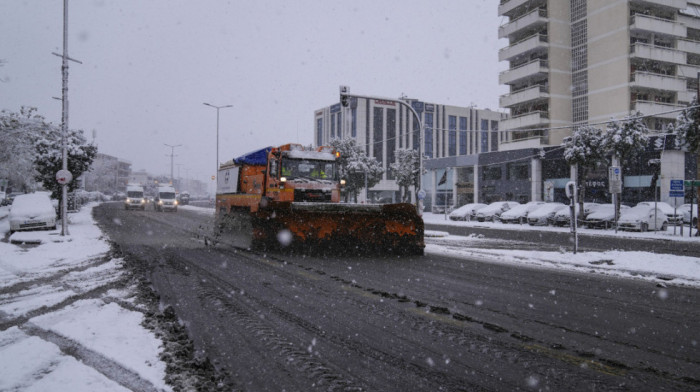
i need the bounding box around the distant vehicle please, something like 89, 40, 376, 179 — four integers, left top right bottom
618, 205, 668, 231
178, 192, 190, 206
448, 203, 487, 221
679, 204, 698, 226
527, 202, 567, 226
636, 201, 682, 224
8, 192, 57, 234
553, 202, 600, 226
155, 185, 178, 212
499, 201, 546, 224
474, 201, 520, 222
584, 204, 630, 229
124, 184, 146, 210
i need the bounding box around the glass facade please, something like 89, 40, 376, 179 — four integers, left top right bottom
425, 112, 434, 158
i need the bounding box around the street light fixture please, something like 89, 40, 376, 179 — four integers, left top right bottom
203, 103, 233, 178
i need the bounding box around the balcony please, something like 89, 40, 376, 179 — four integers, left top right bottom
633, 100, 685, 119
498, 0, 531, 18
499, 59, 549, 85
500, 85, 549, 108
499, 34, 549, 62
499, 8, 548, 39
630, 14, 686, 37
630, 71, 686, 91
500, 110, 549, 130
678, 89, 697, 103
630, 43, 686, 65
631, 0, 688, 9
677, 64, 700, 79
677, 39, 700, 53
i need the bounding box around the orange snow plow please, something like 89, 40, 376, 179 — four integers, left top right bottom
215, 144, 424, 255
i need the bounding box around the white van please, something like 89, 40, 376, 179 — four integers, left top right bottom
124, 184, 146, 210
155, 185, 178, 212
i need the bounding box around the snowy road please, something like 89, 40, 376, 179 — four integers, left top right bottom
93, 202, 700, 391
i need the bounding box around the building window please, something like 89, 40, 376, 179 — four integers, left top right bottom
481, 119, 489, 153
316, 118, 323, 146
448, 115, 457, 156
351, 108, 357, 138
373, 107, 383, 164
491, 121, 499, 152
425, 112, 434, 158
459, 117, 468, 155
331, 114, 336, 139
337, 112, 342, 139
507, 162, 529, 180
482, 166, 502, 181
387, 109, 396, 179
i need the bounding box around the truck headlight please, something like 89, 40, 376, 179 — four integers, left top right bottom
174, 200, 178, 205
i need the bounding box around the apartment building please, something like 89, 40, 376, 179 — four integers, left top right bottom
314, 98, 506, 205
498, 0, 700, 149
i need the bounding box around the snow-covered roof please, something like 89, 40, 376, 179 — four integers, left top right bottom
284, 150, 336, 161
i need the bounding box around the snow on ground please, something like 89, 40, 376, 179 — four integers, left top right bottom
0, 203, 171, 392
0, 203, 698, 390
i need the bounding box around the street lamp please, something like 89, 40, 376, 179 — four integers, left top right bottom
203, 103, 233, 177
164, 143, 182, 185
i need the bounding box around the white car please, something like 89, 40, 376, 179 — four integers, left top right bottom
9, 193, 57, 234
585, 204, 630, 229
526, 202, 567, 226
553, 202, 600, 226
679, 204, 698, 226
474, 201, 520, 222
499, 201, 546, 224
448, 203, 487, 221
636, 202, 682, 225
618, 205, 668, 231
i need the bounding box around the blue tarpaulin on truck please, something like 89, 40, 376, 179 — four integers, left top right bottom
232, 146, 273, 166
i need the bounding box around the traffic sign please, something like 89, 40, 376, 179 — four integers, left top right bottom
608, 166, 622, 194
670, 179, 685, 198
56, 169, 72, 185
685, 180, 700, 187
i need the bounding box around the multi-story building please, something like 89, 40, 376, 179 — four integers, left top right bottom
497, 0, 700, 203
314, 98, 506, 208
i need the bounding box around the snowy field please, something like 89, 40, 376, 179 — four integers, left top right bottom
0, 203, 698, 390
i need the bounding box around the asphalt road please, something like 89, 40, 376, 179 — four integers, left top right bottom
94, 202, 700, 391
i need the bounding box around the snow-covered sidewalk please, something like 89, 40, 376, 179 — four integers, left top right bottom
0, 203, 171, 391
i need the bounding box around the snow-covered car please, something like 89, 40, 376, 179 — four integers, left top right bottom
526, 202, 567, 226
584, 204, 630, 229
618, 205, 668, 231
8, 192, 57, 233
552, 202, 600, 226
499, 201, 546, 224
448, 203, 487, 221
474, 201, 520, 222
636, 201, 682, 225
679, 204, 698, 226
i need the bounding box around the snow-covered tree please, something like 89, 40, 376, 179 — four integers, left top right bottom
0, 107, 48, 192
672, 97, 700, 155
563, 125, 604, 218
602, 112, 649, 215
329, 138, 383, 202
390, 148, 421, 202
34, 125, 97, 201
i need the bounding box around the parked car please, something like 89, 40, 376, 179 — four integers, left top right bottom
584, 204, 630, 229
679, 204, 698, 226
448, 203, 487, 221
618, 205, 668, 231
499, 201, 546, 224
474, 201, 520, 222
527, 202, 567, 226
553, 202, 600, 226
8, 192, 57, 234
636, 201, 683, 225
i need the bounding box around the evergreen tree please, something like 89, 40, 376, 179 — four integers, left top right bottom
673, 97, 700, 155
0, 107, 46, 192
563, 125, 604, 218
390, 148, 421, 202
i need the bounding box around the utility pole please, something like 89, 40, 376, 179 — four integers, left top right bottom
164, 144, 181, 185
203, 103, 233, 177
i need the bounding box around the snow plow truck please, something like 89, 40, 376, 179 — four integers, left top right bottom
215, 143, 424, 255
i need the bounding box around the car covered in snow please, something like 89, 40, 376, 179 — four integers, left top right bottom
636, 201, 682, 225
584, 203, 630, 229
8, 192, 57, 234
552, 202, 600, 226
474, 201, 520, 222
618, 205, 668, 231
499, 201, 546, 224
448, 203, 487, 221
526, 202, 567, 226
679, 204, 698, 226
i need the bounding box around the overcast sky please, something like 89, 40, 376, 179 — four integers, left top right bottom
1, 0, 507, 188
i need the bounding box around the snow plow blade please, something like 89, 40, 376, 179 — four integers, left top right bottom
251, 202, 424, 255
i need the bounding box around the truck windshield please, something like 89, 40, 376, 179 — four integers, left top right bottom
160, 192, 176, 199
127, 191, 143, 198
281, 159, 337, 180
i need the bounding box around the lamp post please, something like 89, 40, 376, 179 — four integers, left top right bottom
203, 103, 233, 177
164, 143, 181, 185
